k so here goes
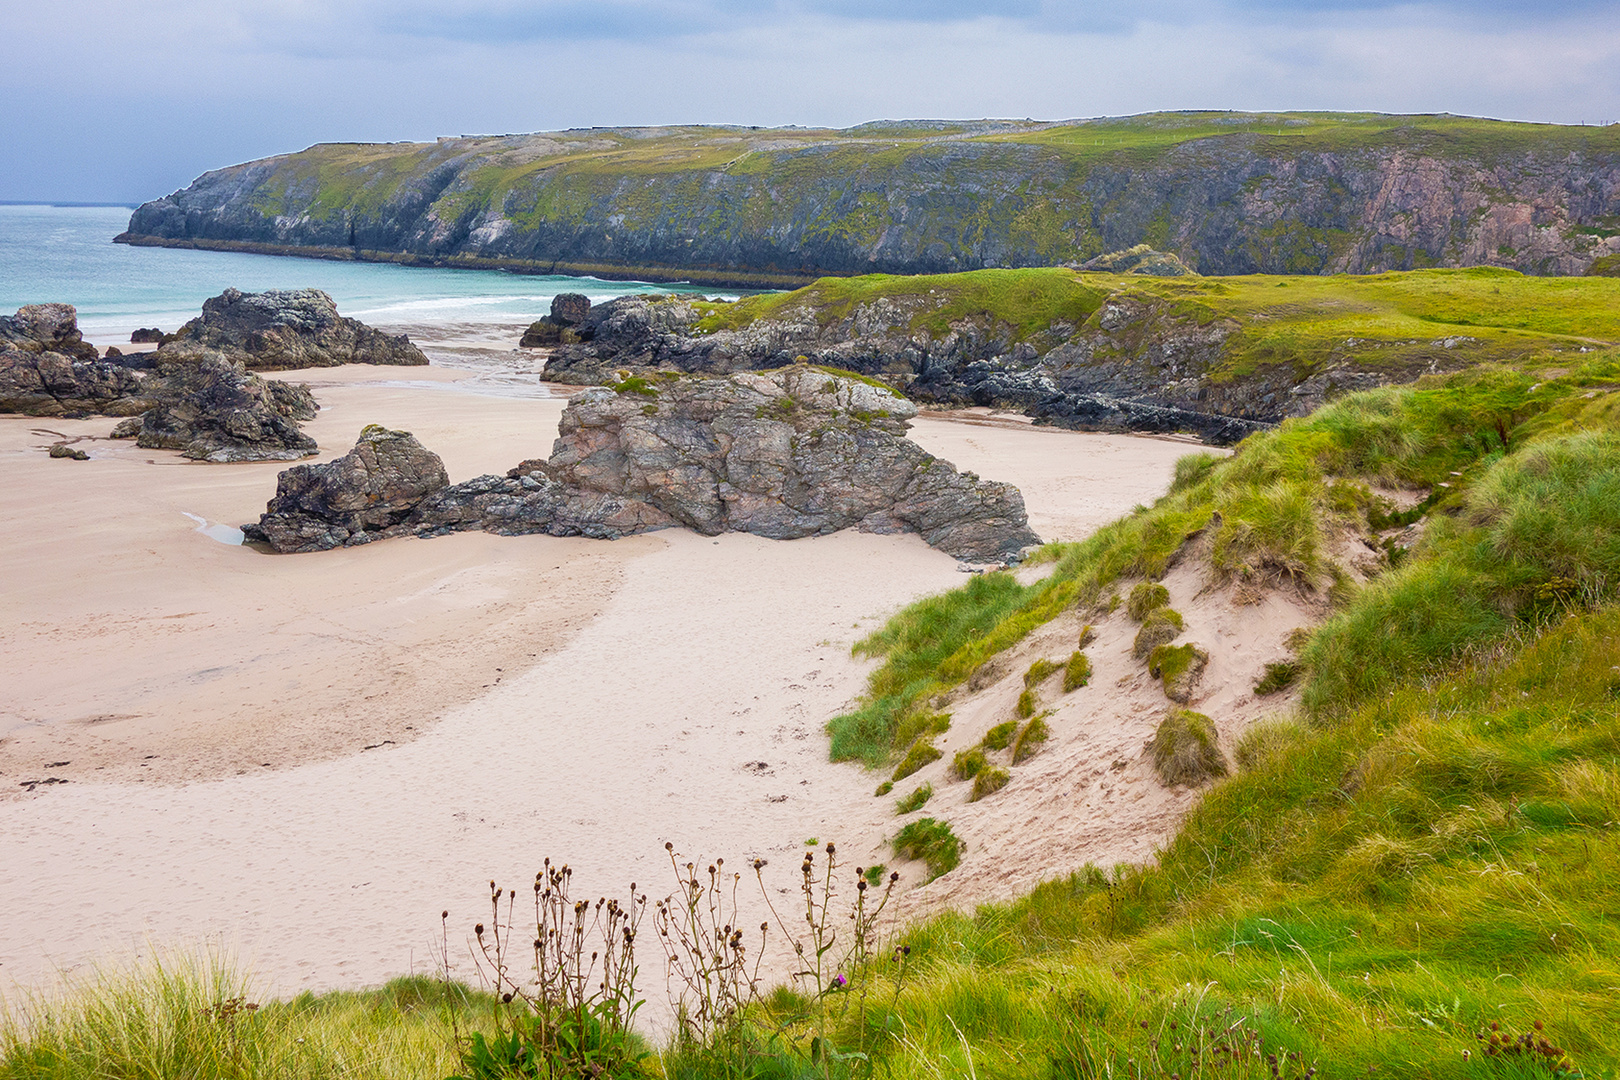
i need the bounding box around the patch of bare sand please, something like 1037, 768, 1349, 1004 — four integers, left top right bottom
907, 416, 1209, 543
0, 374, 612, 789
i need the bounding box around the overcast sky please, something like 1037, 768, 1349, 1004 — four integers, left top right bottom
4, 0, 1618, 203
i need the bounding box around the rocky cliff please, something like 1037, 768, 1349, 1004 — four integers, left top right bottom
246, 368, 1039, 561
119, 113, 1620, 285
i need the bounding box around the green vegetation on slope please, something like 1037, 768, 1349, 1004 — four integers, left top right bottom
808, 350, 1620, 1076
693, 268, 1109, 341
688, 264, 1620, 395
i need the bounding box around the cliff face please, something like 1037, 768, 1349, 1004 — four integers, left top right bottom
119, 114, 1620, 285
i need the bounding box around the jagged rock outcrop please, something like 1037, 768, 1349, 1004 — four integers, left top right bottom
246, 425, 449, 551
117, 115, 1620, 284
519, 292, 591, 347
135, 350, 319, 462
130, 328, 165, 344
1, 304, 153, 416
163, 288, 427, 370
245, 369, 1039, 561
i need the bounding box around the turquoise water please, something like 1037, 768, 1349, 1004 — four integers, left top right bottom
0, 204, 736, 341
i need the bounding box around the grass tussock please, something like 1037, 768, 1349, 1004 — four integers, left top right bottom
891, 738, 941, 781
950, 747, 987, 782
1062, 649, 1092, 692
970, 766, 1010, 802
1150, 708, 1229, 786
1010, 715, 1050, 764
1254, 660, 1300, 695
892, 818, 964, 882
895, 782, 933, 814
1132, 606, 1185, 658
1014, 688, 1037, 719
1126, 581, 1170, 620
980, 721, 1017, 751
1023, 657, 1061, 688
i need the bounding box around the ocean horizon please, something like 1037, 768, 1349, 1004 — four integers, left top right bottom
0, 203, 741, 343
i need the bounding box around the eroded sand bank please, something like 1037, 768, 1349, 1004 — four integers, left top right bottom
0, 365, 1195, 999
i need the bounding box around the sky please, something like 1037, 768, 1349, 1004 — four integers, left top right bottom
3, 0, 1619, 204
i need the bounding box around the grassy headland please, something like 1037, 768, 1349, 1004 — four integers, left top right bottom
123, 112, 1620, 282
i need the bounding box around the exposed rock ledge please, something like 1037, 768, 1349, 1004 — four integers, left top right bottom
245, 368, 1039, 562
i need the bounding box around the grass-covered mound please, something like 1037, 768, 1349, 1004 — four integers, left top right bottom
689, 264, 1620, 400
805, 352, 1620, 1074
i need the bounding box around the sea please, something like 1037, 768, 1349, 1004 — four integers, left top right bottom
0, 203, 740, 344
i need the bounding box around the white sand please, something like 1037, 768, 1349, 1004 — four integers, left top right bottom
0, 365, 1199, 1004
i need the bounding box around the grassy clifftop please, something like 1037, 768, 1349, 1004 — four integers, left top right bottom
123, 112, 1620, 284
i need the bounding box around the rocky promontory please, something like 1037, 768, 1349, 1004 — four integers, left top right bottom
537, 261, 1620, 444
246, 368, 1039, 562
117, 113, 1620, 285
162, 288, 427, 370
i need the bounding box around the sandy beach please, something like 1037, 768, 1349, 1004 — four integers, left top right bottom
0, 355, 1198, 1005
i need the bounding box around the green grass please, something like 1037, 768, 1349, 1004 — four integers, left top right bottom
951, 747, 987, 782
1061, 650, 1092, 692
896, 782, 933, 814
892, 818, 965, 883
1126, 581, 1170, 620
1149, 708, 1229, 786
1132, 606, 1185, 658
833, 354, 1620, 777
692, 268, 1109, 343
0, 956, 476, 1080
970, 766, 1010, 802
980, 721, 1018, 751
1010, 715, 1050, 765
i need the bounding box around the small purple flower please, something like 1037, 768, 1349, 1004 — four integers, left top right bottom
833, 973, 847, 987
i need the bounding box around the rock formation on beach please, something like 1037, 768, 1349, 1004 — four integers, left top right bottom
1, 304, 151, 416
1, 291, 425, 459
133, 349, 319, 462
246, 368, 1040, 561
163, 288, 427, 370
519, 292, 591, 347
117, 113, 1620, 286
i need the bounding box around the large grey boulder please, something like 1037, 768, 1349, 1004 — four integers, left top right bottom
249, 368, 1040, 561
0, 303, 152, 416
164, 288, 427, 370
243, 425, 449, 551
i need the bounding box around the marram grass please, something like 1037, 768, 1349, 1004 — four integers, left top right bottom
0, 952, 471, 1080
